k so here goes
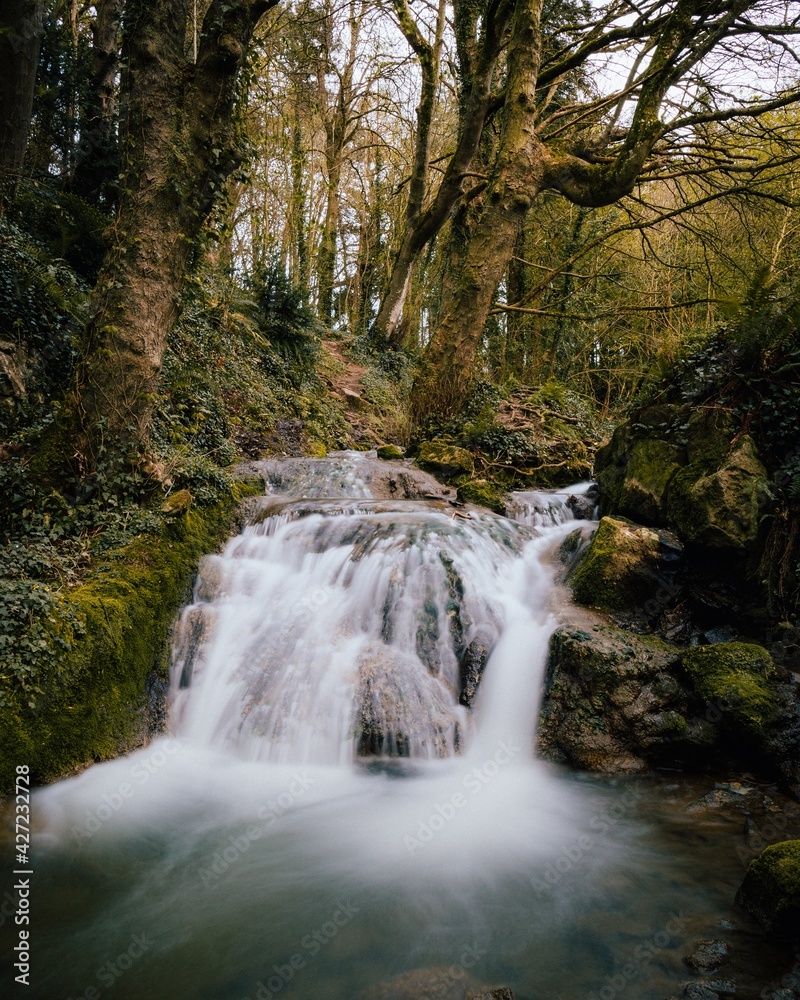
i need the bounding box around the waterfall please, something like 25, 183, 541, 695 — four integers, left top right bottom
170, 454, 582, 766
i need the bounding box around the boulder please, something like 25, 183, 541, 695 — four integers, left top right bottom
455, 478, 507, 512
685, 939, 728, 973
537, 617, 709, 772
377, 444, 405, 460
161, 489, 192, 516
681, 642, 777, 740
665, 435, 768, 551
567, 516, 683, 616
736, 839, 800, 945
595, 405, 770, 554
416, 439, 475, 478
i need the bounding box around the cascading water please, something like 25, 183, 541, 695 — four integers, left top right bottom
9, 453, 785, 1000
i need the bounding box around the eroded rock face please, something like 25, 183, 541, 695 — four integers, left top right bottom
736, 840, 800, 945
537, 616, 707, 772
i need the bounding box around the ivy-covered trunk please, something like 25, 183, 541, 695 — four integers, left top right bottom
75, 0, 277, 471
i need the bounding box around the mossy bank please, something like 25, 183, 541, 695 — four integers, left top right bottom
0, 482, 258, 794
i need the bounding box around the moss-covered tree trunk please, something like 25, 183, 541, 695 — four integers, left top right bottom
75, 0, 278, 471
0, 0, 44, 205
412, 0, 721, 422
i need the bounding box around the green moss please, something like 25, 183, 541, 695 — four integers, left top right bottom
681, 642, 777, 737
0, 480, 259, 792
665, 441, 767, 551
568, 516, 661, 612
737, 839, 800, 943
454, 477, 507, 512
377, 444, 405, 460
619, 438, 683, 524
416, 438, 475, 477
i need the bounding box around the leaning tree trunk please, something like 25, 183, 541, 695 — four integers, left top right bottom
0, 0, 44, 206
74, 0, 278, 470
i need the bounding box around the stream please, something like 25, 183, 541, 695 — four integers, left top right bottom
3, 453, 795, 999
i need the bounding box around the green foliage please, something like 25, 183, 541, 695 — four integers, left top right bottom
0, 219, 85, 436
251, 263, 321, 370
11, 184, 110, 281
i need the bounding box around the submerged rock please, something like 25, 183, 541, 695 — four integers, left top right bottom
359, 965, 482, 999
537, 616, 706, 772
685, 939, 728, 973
736, 840, 800, 945
466, 989, 516, 1000
567, 516, 683, 617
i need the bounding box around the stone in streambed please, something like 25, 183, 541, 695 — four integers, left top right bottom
358, 965, 480, 999
685, 939, 728, 973
377, 444, 405, 460
681, 642, 777, 740
466, 989, 516, 1000
417, 439, 475, 477
537, 613, 708, 772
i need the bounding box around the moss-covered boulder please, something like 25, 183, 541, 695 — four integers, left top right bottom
537, 617, 707, 771
455, 477, 506, 512
376, 444, 405, 461
665, 435, 768, 551
568, 516, 682, 615
736, 840, 800, 944
596, 404, 769, 554
681, 642, 777, 739
618, 438, 684, 524
416, 439, 475, 478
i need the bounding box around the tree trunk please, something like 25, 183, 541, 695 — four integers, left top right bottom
373, 0, 510, 347
71, 0, 121, 205
413, 0, 546, 419
74, 0, 278, 469
0, 0, 44, 205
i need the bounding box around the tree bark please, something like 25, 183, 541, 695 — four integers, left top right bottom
75, 0, 278, 469
413, 0, 746, 422
71, 0, 121, 205
0, 0, 44, 205
373, 0, 511, 347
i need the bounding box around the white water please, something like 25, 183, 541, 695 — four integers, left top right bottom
19, 454, 772, 999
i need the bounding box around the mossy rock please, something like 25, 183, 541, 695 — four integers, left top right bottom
618, 438, 684, 525
537, 616, 702, 772
681, 642, 777, 738
0, 481, 259, 792
568, 516, 670, 613
665, 435, 768, 551
161, 488, 192, 516
455, 477, 506, 513
416, 439, 475, 478
306, 440, 328, 458
736, 840, 800, 944
377, 444, 405, 461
